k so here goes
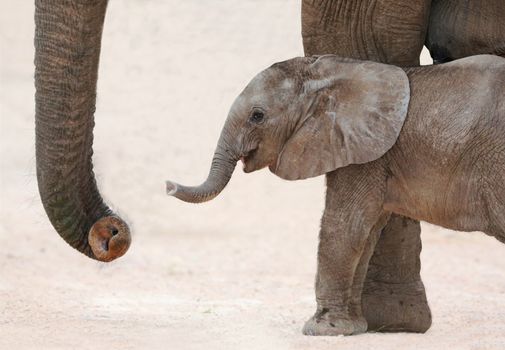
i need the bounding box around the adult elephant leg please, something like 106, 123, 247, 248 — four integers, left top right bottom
301, 0, 432, 333
362, 215, 431, 332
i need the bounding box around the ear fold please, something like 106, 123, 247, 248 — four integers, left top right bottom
273, 55, 410, 180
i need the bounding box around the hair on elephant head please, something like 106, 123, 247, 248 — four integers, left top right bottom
166, 55, 410, 202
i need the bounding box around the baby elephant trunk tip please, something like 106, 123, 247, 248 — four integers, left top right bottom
165, 179, 218, 204
165, 142, 237, 204
166, 181, 178, 196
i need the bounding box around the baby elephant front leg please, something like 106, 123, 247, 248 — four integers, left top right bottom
303, 165, 387, 336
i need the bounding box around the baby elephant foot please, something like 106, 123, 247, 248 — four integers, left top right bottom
302, 307, 367, 336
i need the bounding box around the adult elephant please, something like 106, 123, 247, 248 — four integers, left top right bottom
302, 0, 505, 333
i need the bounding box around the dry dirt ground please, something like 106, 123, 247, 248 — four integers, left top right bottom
1, 1, 505, 349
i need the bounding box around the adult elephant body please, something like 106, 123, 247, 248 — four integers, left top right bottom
302, 0, 505, 65
302, 0, 432, 66
427, 0, 505, 62
301, 0, 505, 333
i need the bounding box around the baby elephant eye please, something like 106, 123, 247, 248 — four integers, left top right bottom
250, 111, 265, 124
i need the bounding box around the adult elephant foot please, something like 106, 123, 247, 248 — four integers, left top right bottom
362, 215, 432, 333
302, 307, 367, 336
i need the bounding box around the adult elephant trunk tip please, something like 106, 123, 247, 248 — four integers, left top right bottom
88, 216, 131, 262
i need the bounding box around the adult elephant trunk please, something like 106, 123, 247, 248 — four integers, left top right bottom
35, 0, 131, 261
166, 129, 239, 204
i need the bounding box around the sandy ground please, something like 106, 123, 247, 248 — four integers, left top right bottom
1, 1, 505, 349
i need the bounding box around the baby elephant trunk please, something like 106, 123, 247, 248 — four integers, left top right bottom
166, 138, 238, 203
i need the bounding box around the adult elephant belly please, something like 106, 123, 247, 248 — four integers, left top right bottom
426, 0, 505, 63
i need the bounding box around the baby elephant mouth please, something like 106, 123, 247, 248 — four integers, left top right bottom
240, 147, 258, 173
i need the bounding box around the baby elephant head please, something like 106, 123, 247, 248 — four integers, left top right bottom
166, 55, 410, 203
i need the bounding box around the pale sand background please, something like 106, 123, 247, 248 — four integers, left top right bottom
1, 1, 505, 349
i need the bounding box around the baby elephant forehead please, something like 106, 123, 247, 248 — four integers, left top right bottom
281, 78, 295, 90
241, 70, 293, 97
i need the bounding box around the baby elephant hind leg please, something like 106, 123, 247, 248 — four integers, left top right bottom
362, 216, 432, 333
479, 139, 505, 243
348, 213, 391, 326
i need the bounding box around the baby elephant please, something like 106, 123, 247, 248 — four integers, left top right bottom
166, 54, 505, 335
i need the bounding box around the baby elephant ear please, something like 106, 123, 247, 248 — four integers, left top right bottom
273, 55, 410, 180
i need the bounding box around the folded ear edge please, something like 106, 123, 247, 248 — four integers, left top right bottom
272, 61, 410, 181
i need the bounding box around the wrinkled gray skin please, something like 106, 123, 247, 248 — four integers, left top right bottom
301, 0, 505, 334
426, 0, 505, 63
302, 0, 505, 66
35, 0, 131, 262
167, 54, 505, 335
